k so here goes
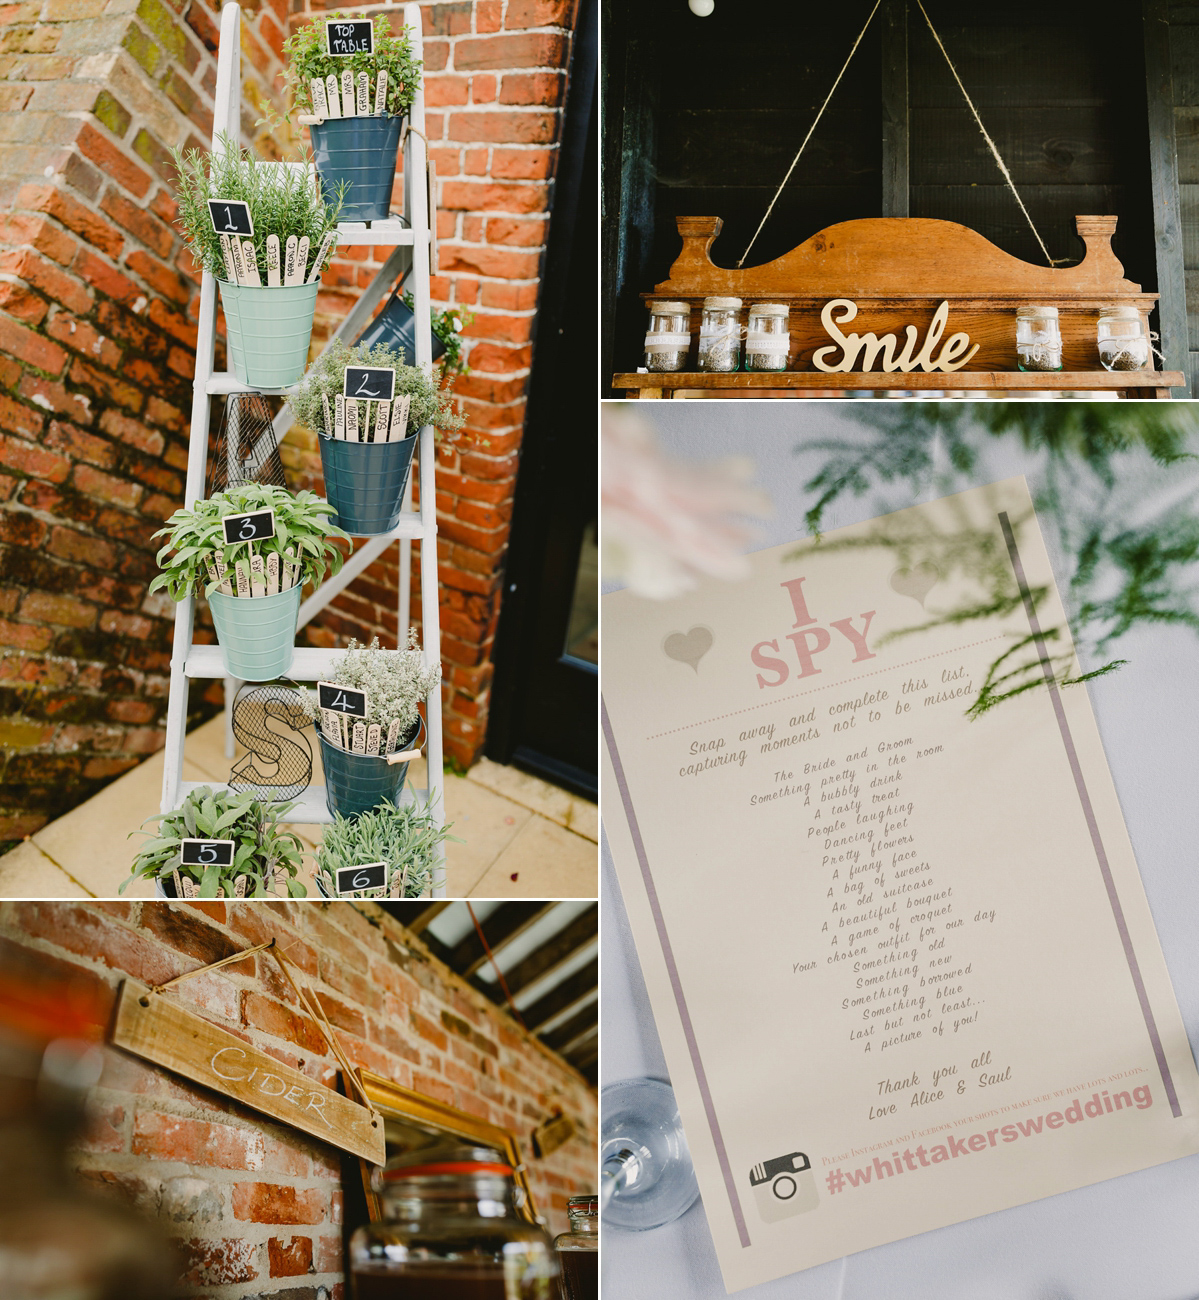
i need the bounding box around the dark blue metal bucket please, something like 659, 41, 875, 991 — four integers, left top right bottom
318, 432, 417, 537
318, 716, 423, 819
309, 114, 403, 223
358, 291, 447, 365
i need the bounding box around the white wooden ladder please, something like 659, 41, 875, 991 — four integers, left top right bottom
159, 1, 447, 896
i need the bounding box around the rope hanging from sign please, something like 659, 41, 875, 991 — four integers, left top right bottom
146, 935, 378, 1116
737, 0, 1064, 270
466, 902, 527, 1030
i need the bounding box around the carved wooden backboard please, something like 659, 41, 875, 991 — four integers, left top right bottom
645, 215, 1158, 374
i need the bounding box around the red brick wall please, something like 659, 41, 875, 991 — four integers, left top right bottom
0, 900, 597, 1299
0, 0, 580, 842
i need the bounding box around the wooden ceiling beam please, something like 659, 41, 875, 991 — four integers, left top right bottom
521, 958, 598, 1031
459, 902, 558, 978
502, 905, 597, 998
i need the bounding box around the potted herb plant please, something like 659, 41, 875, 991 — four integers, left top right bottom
313, 796, 455, 898
296, 633, 440, 818
284, 10, 421, 223
123, 786, 308, 898
171, 133, 342, 388
358, 290, 473, 376
286, 338, 464, 536
150, 482, 348, 681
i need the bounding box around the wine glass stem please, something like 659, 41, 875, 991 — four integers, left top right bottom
600, 1152, 631, 1214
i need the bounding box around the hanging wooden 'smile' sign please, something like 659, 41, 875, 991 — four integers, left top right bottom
111, 980, 386, 1163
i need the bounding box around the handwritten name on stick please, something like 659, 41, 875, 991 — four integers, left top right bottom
111, 980, 386, 1164
813, 300, 979, 374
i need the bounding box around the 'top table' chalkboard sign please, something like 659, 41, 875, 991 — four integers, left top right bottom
222, 509, 276, 545
326, 19, 373, 56
343, 366, 396, 402
208, 199, 255, 238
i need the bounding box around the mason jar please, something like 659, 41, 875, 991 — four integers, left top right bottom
1015, 306, 1063, 372
1097, 306, 1150, 372
348, 1145, 558, 1300
643, 300, 691, 372
745, 303, 790, 372
553, 1195, 597, 1300
697, 296, 742, 372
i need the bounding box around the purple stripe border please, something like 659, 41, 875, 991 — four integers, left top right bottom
602, 697, 753, 1248
999, 510, 1181, 1118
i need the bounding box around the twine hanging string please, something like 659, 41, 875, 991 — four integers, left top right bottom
466, 902, 527, 1030
738, 0, 1066, 271
913, 0, 1064, 266
737, 0, 882, 268
147, 935, 378, 1116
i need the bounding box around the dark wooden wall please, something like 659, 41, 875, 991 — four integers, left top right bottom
1173, 1, 1199, 394
603, 0, 1184, 388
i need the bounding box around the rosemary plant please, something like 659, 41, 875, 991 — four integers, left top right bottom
123, 786, 308, 897
286, 338, 465, 439
150, 482, 348, 601
284, 11, 421, 119
170, 133, 342, 283
314, 796, 456, 898
296, 631, 441, 739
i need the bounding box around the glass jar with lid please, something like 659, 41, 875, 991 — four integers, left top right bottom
697, 296, 742, 372
349, 1144, 558, 1300
643, 301, 691, 372
1097, 306, 1150, 372
1015, 305, 1063, 372
745, 303, 790, 372
553, 1195, 597, 1300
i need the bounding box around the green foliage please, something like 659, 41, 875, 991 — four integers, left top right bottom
149, 482, 348, 601
794, 403, 1199, 717
123, 785, 308, 897
401, 290, 473, 376
284, 11, 421, 119
169, 133, 342, 283
286, 338, 465, 439
314, 796, 457, 898
295, 631, 440, 737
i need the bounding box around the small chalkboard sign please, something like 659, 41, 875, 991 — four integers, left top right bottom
326, 18, 374, 56
343, 365, 396, 402
180, 838, 236, 868
317, 681, 368, 718
222, 509, 275, 545
335, 861, 387, 895
208, 199, 255, 237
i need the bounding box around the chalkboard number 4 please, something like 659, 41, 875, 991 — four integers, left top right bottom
317, 681, 368, 717
180, 838, 235, 867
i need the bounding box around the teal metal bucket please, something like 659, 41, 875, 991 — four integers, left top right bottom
208, 585, 302, 681
318, 716, 423, 819
309, 114, 403, 223
218, 280, 319, 389
318, 432, 417, 536
358, 290, 446, 364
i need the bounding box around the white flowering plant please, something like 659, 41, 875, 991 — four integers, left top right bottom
296, 631, 440, 743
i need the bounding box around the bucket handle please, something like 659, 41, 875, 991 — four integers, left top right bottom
386, 746, 422, 765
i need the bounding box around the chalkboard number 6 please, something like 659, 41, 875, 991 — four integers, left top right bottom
351, 869, 373, 890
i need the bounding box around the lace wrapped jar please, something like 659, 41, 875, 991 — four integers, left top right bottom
697, 296, 742, 372
1015, 305, 1063, 372
348, 1145, 558, 1300
1097, 306, 1150, 372
642, 301, 691, 372
745, 303, 790, 372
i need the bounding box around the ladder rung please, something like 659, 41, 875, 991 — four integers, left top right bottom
186, 646, 350, 679
206, 372, 293, 395
335, 219, 421, 246
177, 781, 430, 824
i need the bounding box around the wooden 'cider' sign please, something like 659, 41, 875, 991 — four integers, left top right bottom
111, 981, 386, 1164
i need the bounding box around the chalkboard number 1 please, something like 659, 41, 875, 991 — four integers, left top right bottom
207, 199, 254, 238
180, 838, 235, 868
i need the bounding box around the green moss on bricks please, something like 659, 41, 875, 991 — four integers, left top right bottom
92, 89, 131, 138
132, 126, 173, 180
121, 22, 159, 75
135, 0, 185, 61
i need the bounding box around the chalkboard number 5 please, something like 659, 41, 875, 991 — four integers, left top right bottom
180, 838, 235, 867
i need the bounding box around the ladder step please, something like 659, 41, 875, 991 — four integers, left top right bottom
334, 219, 421, 246
185, 645, 347, 679
177, 782, 431, 824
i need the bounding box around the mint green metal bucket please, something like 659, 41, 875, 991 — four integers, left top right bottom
218, 280, 319, 389
208, 585, 302, 681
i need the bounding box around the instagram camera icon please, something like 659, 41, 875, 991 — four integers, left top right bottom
749, 1152, 819, 1223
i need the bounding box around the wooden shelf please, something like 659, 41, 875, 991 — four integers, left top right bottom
613, 371, 1186, 399
177, 780, 428, 825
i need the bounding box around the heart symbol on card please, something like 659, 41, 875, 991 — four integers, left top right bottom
663, 626, 714, 673
889, 563, 940, 609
